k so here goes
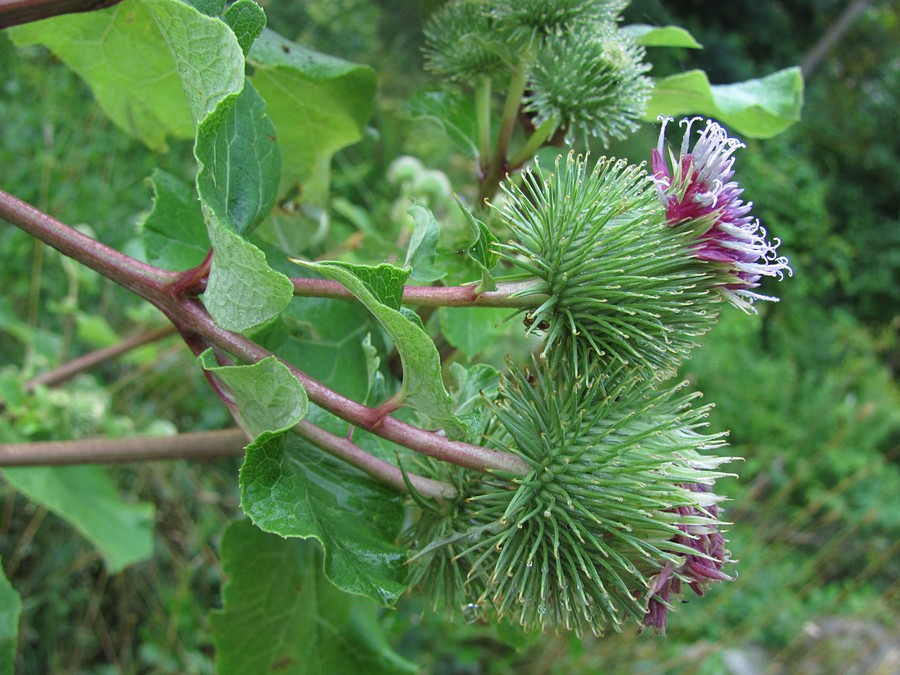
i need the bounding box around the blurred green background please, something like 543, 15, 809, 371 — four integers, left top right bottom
1, 0, 898, 672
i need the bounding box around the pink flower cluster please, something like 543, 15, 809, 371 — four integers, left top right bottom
643, 482, 733, 633
652, 116, 792, 312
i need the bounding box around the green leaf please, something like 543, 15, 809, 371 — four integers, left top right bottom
297, 261, 463, 437
622, 24, 702, 49
456, 196, 498, 291
139, 169, 209, 270
450, 361, 499, 440
211, 520, 416, 675
146, 0, 244, 126
362, 333, 387, 407
340, 597, 419, 674
239, 432, 408, 604
223, 0, 266, 55
182, 0, 224, 16
399, 306, 425, 331
438, 306, 509, 359
406, 87, 478, 158
10, 0, 245, 149
405, 205, 446, 282
196, 81, 281, 237
1, 466, 154, 573
203, 226, 294, 333
645, 67, 804, 139
312, 262, 408, 311
197, 349, 307, 437
450, 362, 499, 415
712, 68, 805, 134
248, 29, 377, 201
0, 558, 21, 673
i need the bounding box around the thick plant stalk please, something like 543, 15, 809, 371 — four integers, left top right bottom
0, 429, 248, 465
479, 62, 529, 202
292, 276, 547, 308
0, 0, 122, 28
293, 423, 457, 500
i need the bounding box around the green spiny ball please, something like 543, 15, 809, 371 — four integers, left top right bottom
525, 23, 651, 145
407, 359, 732, 635
424, 1, 506, 82
492, 0, 628, 41
493, 151, 720, 376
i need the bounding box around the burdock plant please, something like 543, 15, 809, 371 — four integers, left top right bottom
404, 131, 781, 630
492, 152, 716, 375
653, 116, 793, 311
524, 23, 652, 145
0, 0, 802, 662
401, 0, 793, 636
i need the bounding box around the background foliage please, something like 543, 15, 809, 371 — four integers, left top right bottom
1, 0, 898, 672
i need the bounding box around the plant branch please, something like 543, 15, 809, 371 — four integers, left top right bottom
475, 74, 493, 179
24, 325, 179, 392
0, 189, 178, 303
0, 0, 122, 29
1, 190, 531, 477
292, 276, 547, 308
801, 0, 874, 79
479, 63, 528, 202
293, 422, 457, 500
0, 429, 247, 465
173, 300, 530, 475
165, 248, 212, 297
201, 354, 458, 499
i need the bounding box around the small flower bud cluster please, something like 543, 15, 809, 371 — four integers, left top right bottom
423, 2, 506, 83
524, 23, 651, 145
423, 0, 650, 144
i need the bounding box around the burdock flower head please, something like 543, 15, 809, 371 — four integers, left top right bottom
642, 482, 733, 633
492, 153, 720, 375
405, 359, 735, 636
652, 116, 792, 312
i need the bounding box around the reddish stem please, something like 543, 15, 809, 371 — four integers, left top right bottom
293, 422, 456, 500
0, 429, 247, 465
175, 300, 529, 475
0, 189, 531, 477
165, 248, 213, 297
23, 325, 178, 392
293, 276, 546, 308
0, 0, 123, 29
0, 190, 177, 302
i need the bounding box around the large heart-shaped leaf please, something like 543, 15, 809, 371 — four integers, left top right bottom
10, 0, 245, 148
239, 431, 407, 605
1, 466, 154, 573
211, 519, 416, 675
248, 29, 376, 201
645, 67, 804, 139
